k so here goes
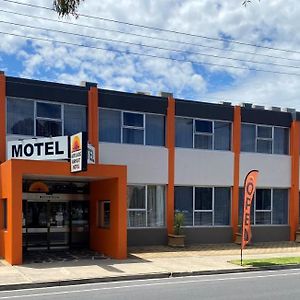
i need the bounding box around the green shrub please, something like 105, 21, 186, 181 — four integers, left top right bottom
174, 212, 184, 235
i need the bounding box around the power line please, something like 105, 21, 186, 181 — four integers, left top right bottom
1, 8, 300, 64
2, 0, 300, 55
2, 19, 300, 71
1, 30, 300, 78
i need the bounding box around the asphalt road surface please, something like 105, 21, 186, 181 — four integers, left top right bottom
1, 269, 300, 299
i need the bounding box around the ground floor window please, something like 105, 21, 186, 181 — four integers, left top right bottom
174, 186, 231, 226
238, 188, 288, 225
127, 185, 165, 228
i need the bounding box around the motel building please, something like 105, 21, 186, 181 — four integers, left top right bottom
0, 71, 299, 265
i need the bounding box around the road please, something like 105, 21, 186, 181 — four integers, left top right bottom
1, 268, 300, 299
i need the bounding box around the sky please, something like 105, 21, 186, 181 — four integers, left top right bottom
0, 0, 300, 109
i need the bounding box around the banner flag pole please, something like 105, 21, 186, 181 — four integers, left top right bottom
241, 170, 259, 266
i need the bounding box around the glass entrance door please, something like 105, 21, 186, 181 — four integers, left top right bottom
49, 202, 69, 249
23, 201, 48, 249
70, 201, 89, 248
23, 198, 89, 251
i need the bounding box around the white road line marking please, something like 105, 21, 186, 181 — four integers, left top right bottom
1, 267, 298, 294
1, 270, 300, 299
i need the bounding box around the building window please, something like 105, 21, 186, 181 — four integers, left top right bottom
194, 120, 213, 150
99, 109, 121, 143
175, 117, 231, 151
238, 188, 288, 225
122, 112, 144, 145
7, 97, 34, 135
175, 117, 193, 148
64, 104, 87, 136
127, 185, 165, 228
145, 114, 165, 146
36, 102, 62, 137
99, 108, 165, 146
7, 98, 87, 138
98, 200, 110, 228
175, 186, 231, 226
241, 123, 289, 155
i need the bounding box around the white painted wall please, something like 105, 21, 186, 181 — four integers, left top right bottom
99, 143, 168, 184
175, 148, 234, 186
240, 153, 291, 188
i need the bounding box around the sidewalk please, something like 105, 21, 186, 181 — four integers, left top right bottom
1, 241, 300, 290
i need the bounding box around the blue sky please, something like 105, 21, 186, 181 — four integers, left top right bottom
1, 0, 300, 109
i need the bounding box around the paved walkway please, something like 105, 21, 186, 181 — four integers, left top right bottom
1, 242, 300, 289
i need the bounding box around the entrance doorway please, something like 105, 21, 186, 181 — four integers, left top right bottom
22, 193, 89, 251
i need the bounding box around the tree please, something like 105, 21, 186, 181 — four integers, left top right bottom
242, 0, 260, 7
53, 0, 85, 17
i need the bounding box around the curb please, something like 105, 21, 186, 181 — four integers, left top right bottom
1, 264, 300, 291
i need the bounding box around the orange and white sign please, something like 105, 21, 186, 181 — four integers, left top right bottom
241, 170, 259, 250
70, 132, 87, 173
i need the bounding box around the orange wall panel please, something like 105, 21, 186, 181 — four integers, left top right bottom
0, 159, 127, 264
88, 87, 99, 163
289, 121, 300, 240
232, 106, 241, 239
166, 96, 175, 234
90, 177, 127, 259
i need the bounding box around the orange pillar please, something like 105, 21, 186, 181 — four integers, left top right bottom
88, 86, 99, 164
289, 120, 300, 240
0, 72, 6, 163
232, 106, 241, 240
90, 175, 127, 259
166, 96, 175, 234
0, 161, 23, 265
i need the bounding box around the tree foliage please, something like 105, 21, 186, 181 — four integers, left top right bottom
242, 0, 260, 7
53, 0, 85, 17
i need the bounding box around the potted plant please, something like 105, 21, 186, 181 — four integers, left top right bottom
168, 212, 185, 247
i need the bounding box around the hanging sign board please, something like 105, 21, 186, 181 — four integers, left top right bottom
70, 132, 88, 173
7, 136, 69, 160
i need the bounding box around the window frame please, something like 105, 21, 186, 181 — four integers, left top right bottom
175, 116, 232, 151
98, 200, 111, 228
254, 189, 273, 225
122, 111, 145, 145
35, 101, 64, 137
127, 184, 166, 229
99, 107, 166, 147
239, 187, 289, 226
7, 97, 87, 137
175, 186, 231, 227
193, 119, 214, 150
193, 187, 214, 226
241, 122, 289, 155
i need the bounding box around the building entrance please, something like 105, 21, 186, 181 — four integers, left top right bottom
22, 193, 89, 251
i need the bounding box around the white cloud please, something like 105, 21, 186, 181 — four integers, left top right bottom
0, 0, 300, 108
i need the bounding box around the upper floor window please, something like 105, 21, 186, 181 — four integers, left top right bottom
99, 108, 165, 146
7, 97, 86, 137
241, 123, 289, 154
122, 112, 144, 144
7, 98, 34, 135
36, 102, 62, 137
64, 104, 87, 136
175, 117, 231, 151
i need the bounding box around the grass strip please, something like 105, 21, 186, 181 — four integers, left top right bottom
230, 257, 300, 267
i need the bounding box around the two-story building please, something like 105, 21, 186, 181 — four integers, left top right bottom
0, 71, 298, 265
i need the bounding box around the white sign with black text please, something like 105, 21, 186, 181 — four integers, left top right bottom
7, 136, 69, 160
